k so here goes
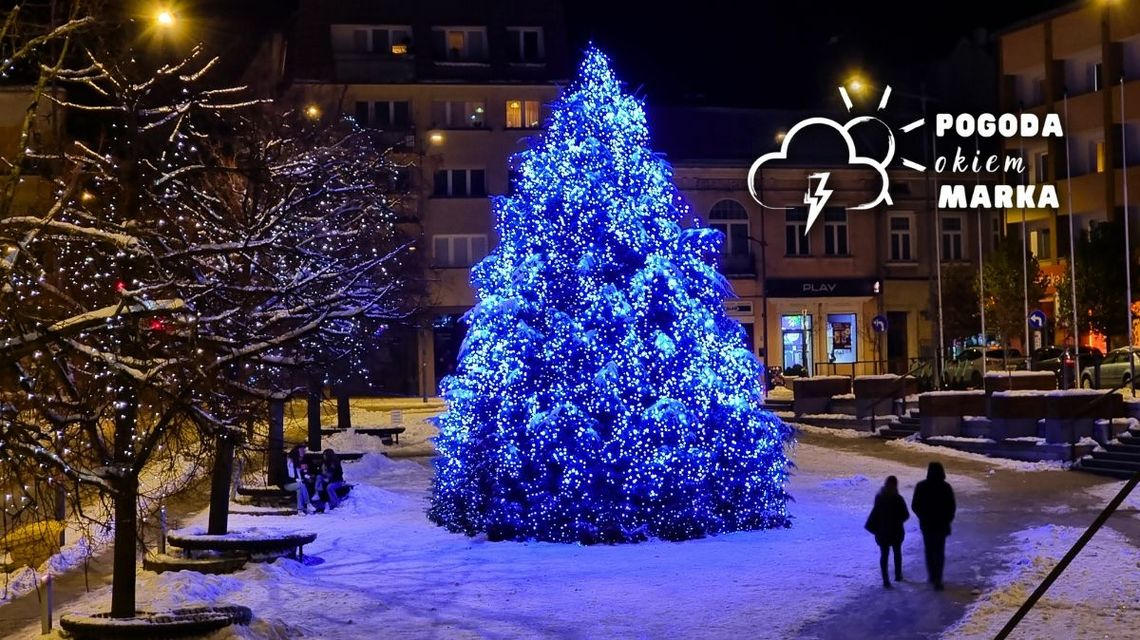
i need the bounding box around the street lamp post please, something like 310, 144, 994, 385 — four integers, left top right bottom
846, 77, 945, 386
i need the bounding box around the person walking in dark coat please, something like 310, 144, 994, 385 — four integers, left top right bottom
911, 461, 956, 591
865, 475, 909, 588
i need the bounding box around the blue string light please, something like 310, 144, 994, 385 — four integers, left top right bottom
429, 46, 793, 544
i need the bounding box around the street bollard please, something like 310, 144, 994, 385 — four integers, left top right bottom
159, 505, 167, 556
40, 573, 52, 634
1061, 361, 1074, 390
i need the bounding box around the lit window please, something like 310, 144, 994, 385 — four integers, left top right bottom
506, 100, 541, 129
432, 27, 487, 61
1030, 228, 1052, 260
331, 25, 412, 55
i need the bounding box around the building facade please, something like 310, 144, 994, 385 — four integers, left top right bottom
999, 0, 1140, 349
283, 0, 569, 395
654, 107, 998, 378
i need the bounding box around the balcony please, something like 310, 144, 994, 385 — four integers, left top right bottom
717, 252, 756, 278
333, 53, 416, 83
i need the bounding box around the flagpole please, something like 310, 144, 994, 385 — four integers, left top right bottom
977, 132, 986, 376
1020, 108, 1031, 360
1063, 93, 1079, 365
1122, 76, 1135, 394
931, 93, 945, 386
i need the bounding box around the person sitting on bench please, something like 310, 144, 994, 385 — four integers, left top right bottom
282, 445, 317, 513
320, 448, 348, 509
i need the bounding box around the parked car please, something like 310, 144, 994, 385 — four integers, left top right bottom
946, 347, 1023, 389
1032, 346, 1103, 386
1080, 347, 1140, 389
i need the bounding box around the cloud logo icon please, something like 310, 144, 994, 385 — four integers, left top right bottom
747, 116, 896, 233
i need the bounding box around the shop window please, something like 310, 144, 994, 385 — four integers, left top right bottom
781, 314, 813, 376
826, 313, 857, 364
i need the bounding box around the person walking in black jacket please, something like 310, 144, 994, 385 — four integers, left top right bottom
911, 462, 956, 591
865, 475, 909, 588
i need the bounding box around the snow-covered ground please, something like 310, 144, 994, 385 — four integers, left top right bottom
6, 431, 983, 639
5, 403, 1137, 639
946, 524, 1140, 639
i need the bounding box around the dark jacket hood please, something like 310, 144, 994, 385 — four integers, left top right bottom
927, 462, 946, 482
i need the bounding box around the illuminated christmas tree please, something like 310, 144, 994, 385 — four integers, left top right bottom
430, 47, 792, 544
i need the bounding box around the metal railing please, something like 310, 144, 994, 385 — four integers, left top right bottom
812, 359, 890, 378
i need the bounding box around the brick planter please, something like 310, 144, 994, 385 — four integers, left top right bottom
983, 371, 1057, 393
792, 376, 851, 415
1043, 391, 1124, 444
918, 391, 985, 438
853, 375, 916, 419
989, 391, 1047, 439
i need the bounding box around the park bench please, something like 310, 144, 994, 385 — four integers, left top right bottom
319, 426, 405, 445
234, 485, 295, 508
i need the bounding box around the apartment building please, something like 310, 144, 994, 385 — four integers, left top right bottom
282, 0, 569, 395
999, 0, 1140, 348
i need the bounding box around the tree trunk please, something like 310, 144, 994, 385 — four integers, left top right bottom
267, 399, 285, 486
337, 392, 351, 430
111, 474, 138, 618
207, 433, 236, 535
110, 383, 138, 618
307, 378, 322, 451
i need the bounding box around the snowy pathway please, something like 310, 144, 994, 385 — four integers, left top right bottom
4, 425, 1138, 639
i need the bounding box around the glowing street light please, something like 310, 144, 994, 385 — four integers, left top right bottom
844, 72, 870, 99
155, 9, 176, 27
304, 104, 321, 120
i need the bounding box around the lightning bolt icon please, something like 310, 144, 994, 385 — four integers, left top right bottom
803, 172, 833, 235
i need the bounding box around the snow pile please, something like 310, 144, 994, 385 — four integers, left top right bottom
819, 475, 871, 489
984, 370, 1052, 378
2, 528, 111, 602
767, 386, 794, 401
945, 524, 1140, 639
791, 422, 869, 439
885, 438, 1068, 472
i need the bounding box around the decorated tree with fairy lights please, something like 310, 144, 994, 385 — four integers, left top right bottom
0, 16, 413, 616
430, 47, 792, 544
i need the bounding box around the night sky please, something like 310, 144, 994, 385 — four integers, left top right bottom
563, 0, 1075, 108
